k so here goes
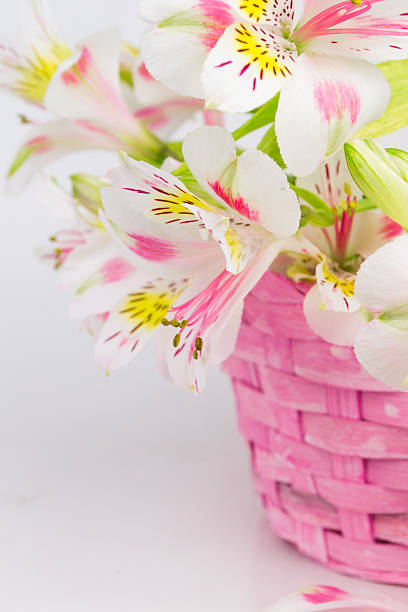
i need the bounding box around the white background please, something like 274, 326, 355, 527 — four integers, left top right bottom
1, 1, 408, 610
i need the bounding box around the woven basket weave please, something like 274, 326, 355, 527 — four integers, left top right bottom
223, 271, 408, 585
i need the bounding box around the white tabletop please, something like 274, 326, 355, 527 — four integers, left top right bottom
1, 1, 408, 609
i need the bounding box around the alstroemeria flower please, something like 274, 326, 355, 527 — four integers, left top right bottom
286, 149, 402, 345
36, 173, 185, 371
354, 233, 408, 391
6, 27, 169, 193
100, 125, 300, 391
5, 8, 201, 193
0, 0, 71, 105
267, 584, 404, 612
36, 173, 140, 313
139, 0, 407, 175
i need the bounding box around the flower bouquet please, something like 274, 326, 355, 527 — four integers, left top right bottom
3, 0, 408, 584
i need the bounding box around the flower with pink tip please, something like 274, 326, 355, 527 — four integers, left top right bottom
0, 0, 71, 105
99, 125, 300, 391
140, 0, 408, 175
3, 2, 203, 193
36, 173, 142, 321
36, 172, 191, 371
280, 149, 402, 347
265, 584, 405, 612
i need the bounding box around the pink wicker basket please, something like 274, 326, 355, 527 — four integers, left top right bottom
223, 271, 408, 585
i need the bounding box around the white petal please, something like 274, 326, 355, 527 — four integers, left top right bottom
304, 284, 365, 346
232, 0, 295, 32
64, 244, 137, 302
119, 42, 140, 113
95, 277, 190, 373
355, 234, 408, 313
60, 232, 117, 291
141, 1, 236, 98
45, 28, 141, 137
18, 0, 68, 56
104, 152, 214, 237
183, 126, 300, 235
300, 0, 355, 22
135, 98, 202, 140
142, 27, 207, 98
6, 119, 122, 194
133, 57, 176, 106
182, 125, 236, 205
296, 0, 408, 63
101, 189, 221, 277
139, 0, 196, 23
235, 149, 300, 236
81, 314, 108, 338
297, 149, 362, 209
166, 241, 284, 392
34, 172, 77, 223
267, 584, 405, 612
70, 272, 145, 319
276, 53, 390, 176
0, 0, 72, 104
192, 209, 270, 274
355, 319, 408, 391
207, 300, 243, 364
202, 22, 297, 112
347, 210, 403, 259
315, 261, 360, 313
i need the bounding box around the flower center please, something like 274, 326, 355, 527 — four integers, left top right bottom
234, 23, 297, 87
239, 0, 269, 23
4, 40, 72, 104
119, 287, 182, 333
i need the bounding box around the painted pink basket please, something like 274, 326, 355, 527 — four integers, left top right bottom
223, 271, 408, 585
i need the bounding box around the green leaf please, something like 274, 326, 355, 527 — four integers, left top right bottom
299, 205, 333, 228
294, 185, 334, 228
161, 141, 184, 163
291, 184, 334, 222
7, 146, 32, 178
355, 197, 377, 214
172, 163, 222, 208
232, 93, 280, 141
257, 123, 286, 169
358, 59, 408, 138
166, 141, 184, 160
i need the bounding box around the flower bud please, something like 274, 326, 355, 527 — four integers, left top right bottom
387, 148, 408, 182
71, 173, 104, 214
345, 138, 408, 230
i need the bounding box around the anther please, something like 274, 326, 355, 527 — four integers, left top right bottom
195, 337, 203, 352
161, 318, 171, 326
344, 181, 353, 197
193, 349, 199, 360
173, 333, 181, 348
18, 114, 30, 124
171, 319, 180, 328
